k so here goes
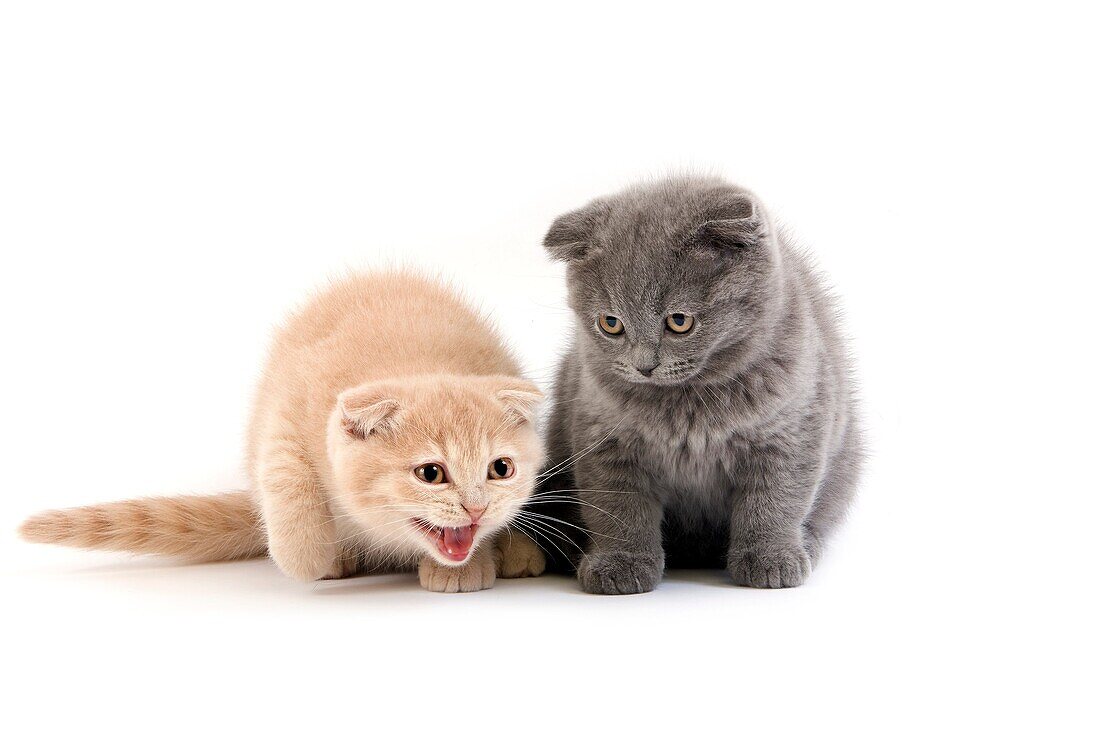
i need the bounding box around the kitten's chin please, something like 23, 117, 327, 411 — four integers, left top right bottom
410, 518, 481, 565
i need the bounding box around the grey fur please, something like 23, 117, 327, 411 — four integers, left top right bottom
533, 176, 863, 593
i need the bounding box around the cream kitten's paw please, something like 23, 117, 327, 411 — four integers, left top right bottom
418, 550, 496, 593
269, 534, 336, 582
264, 494, 338, 582
321, 547, 362, 580
495, 532, 546, 579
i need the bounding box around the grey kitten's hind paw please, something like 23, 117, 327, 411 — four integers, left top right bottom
577, 550, 664, 595
727, 542, 812, 589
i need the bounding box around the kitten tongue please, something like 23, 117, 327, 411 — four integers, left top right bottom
441, 525, 475, 559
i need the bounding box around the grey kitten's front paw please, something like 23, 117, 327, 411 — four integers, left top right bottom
577, 550, 664, 595
728, 542, 811, 589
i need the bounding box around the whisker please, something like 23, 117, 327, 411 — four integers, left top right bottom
510, 522, 577, 571
511, 516, 583, 567
534, 417, 628, 488
523, 497, 627, 526
535, 416, 628, 480
516, 509, 626, 543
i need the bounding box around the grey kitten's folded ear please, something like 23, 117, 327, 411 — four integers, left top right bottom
543, 200, 611, 262
337, 384, 401, 439
696, 193, 770, 250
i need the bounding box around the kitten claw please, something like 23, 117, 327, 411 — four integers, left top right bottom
727, 542, 811, 588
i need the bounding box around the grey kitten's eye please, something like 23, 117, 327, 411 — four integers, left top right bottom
488, 457, 515, 480
598, 315, 624, 335
666, 313, 694, 334
414, 463, 447, 485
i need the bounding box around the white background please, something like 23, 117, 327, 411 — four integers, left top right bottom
2, 2, 1097, 730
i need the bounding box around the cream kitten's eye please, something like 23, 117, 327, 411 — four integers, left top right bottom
414, 463, 447, 485
488, 457, 515, 480
598, 315, 624, 335
666, 313, 694, 333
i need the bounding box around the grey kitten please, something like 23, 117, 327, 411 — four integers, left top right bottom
531, 176, 863, 593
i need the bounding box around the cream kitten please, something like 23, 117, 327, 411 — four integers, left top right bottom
20, 272, 546, 592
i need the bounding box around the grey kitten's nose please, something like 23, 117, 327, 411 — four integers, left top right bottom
636, 365, 655, 377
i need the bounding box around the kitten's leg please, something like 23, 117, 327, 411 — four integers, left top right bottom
726, 444, 824, 589
802, 417, 864, 566
494, 531, 545, 579
418, 545, 497, 593
571, 450, 664, 595
321, 544, 363, 580
257, 439, 337, 582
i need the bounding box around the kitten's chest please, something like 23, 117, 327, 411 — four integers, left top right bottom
625, 398, 744, 492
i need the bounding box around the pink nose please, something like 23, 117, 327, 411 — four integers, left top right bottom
463, 505, 486, 524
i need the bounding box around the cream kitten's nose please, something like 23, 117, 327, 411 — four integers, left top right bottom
462, 504, 486, 524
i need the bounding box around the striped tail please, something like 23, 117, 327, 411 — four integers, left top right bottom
19, 491, 267, 562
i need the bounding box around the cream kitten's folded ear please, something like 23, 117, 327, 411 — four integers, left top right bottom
337, 384, 402, 439
492, 378, 545, 423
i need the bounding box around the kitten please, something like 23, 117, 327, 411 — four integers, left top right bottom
20, 272, 546, 592
535, 176, 863, 593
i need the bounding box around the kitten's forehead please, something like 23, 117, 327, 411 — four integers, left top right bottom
394, 381, 536, 483
395, 379, 533, 453
573, 236, 717, 312
405, 382, 502, 438
601, 176, 745, 241
569, 177, 753, 310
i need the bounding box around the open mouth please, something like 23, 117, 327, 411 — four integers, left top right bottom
410, 519, 478, 562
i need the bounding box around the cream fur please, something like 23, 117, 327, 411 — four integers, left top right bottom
21, 271, 546, 592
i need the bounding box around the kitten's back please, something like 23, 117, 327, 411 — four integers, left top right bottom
248, 271, 520, 469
